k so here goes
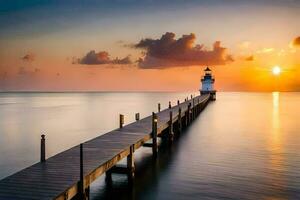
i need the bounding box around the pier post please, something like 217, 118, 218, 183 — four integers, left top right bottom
190, 103, 193, 122
158, 103, 161, 112
135, 113, 140, 121
178, 107, 182, 134
127, 145, 135, 180
105, 170, 112, 185
79, 143, 87, 199
119, 114, 124, 128
187, 103, 191, 124
169, 111, 174, 141
192, 98, 195, 120
197, 99, 200, 115
85, 187, 90, 200
152, 112, 158, 159
185, 108, 188, 127
177, 100, 180, 105
168, 101, 171, 109
40, 134, 46, 162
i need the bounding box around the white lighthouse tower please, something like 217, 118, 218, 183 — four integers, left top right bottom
200, 67, 216, 100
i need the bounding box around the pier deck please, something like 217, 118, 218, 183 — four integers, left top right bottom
0, 94, 211, 200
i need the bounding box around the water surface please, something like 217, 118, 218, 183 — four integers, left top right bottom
0, 92, 299, 199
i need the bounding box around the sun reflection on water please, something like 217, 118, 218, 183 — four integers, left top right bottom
271, 92, 280, 149
268, 92, 286, 199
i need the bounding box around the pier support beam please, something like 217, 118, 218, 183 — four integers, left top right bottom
127, 145, 135, 181
187, 103, 191, 125
104, 145, 135, 185
197, 99, 200, 115
78, 143, 89, 200
169, 111, 174, 142
119, 114, 124, 128
158, 103, 161, 112
178, 107, 182, 134
152, 112, 158, 159
135, 113, 140, 121
184, 109, 188, 127
192, 98, 195, 120
105, 170, 112, 185
40, 134, 46, 163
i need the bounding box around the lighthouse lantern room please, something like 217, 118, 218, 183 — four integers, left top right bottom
200, 67, 216, 100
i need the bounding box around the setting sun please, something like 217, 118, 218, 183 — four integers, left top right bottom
272, 66, 281, 76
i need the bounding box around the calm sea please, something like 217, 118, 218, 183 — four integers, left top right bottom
0, 92, 300, 199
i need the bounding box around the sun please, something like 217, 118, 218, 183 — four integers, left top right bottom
272, 66, 281, 76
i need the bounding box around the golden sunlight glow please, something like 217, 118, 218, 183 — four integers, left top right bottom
272, 66, 281, 76
269, 92, 285, 190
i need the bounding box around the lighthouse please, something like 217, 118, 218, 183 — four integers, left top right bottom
200, 67, 216, 100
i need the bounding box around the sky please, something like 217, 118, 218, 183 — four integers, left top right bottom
0, 0, 299, 91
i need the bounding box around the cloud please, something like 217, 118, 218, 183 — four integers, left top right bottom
292, 36, 300, 47
21, 53, 35, 62
238, 41, 250, 49
133, 32, 233, 68
244, 55, 254, 61
17, 66, 40, 76
256, 48, 274, 54
76, 50, 132, 65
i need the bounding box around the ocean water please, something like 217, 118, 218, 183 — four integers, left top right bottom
0, 92, 300, 199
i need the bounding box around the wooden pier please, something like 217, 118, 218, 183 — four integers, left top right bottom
0, 94, 211, 200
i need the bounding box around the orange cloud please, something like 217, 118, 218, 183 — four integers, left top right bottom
292, 36, 300, 47
256, 48, 274, 54
244, 55, 254, 61
21, 53, 35, 62
76, 50, 132, 65
134, 32, 233, 68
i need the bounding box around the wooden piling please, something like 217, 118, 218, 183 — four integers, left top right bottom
178, 107, 182, 134
190, 103, 193, 122
158, 103, 161, 112
187, 103, 191, 124
40, 134, 46, 163
168, 101, 171, 109
135, 113, 140, 121
119, 114, 124, 128
152, 112, 158, 158
177, 100, 180, 105
105, 170, 112, 184
127, 145, 135, 179
79, 143, 85, 199
197, 99, 200, 115
185, 109, 188, 127
190, 104, 192, 122
85, 187, 90, 200
192, 98, 195, 120
169, 111, 174, 141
